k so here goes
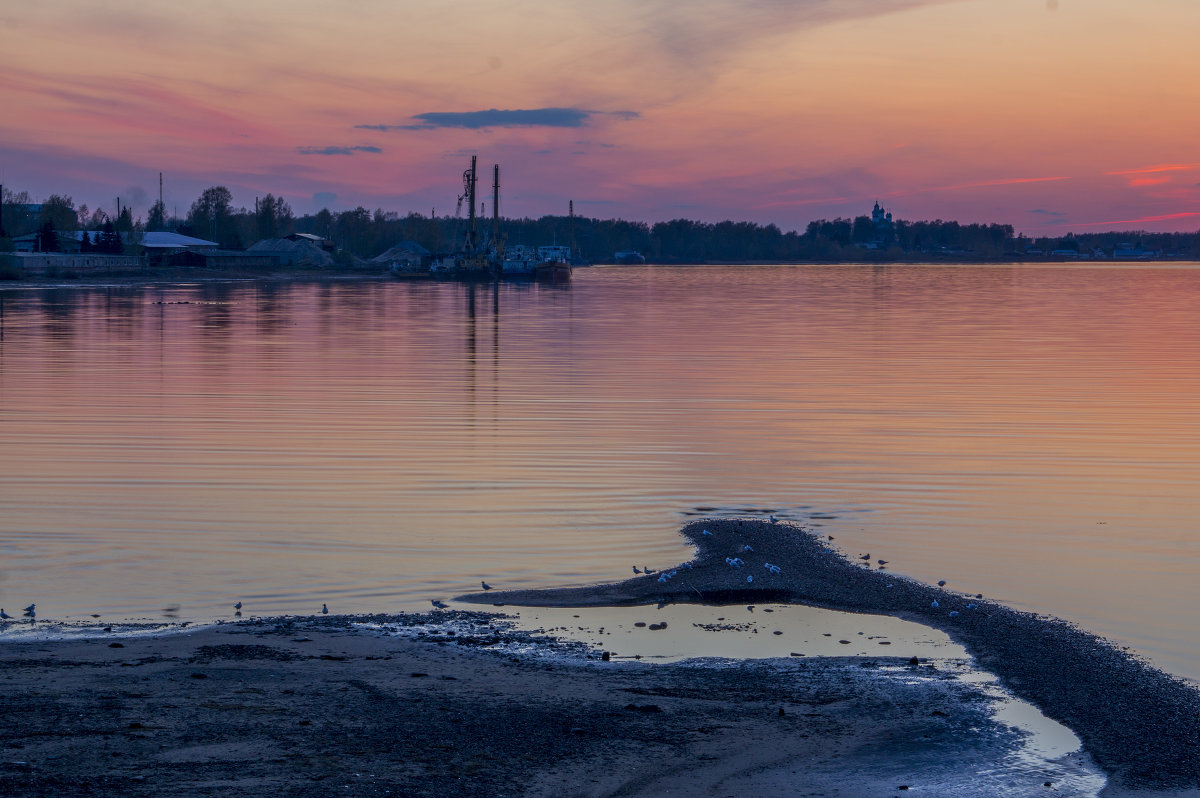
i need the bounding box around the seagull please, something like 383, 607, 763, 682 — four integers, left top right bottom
644, 567, 657, 575
859, 553, 870, 561
747, 575, 754, 583
949, 611, 960, 617
937, 580, 946, 587
0, 609, 11, 620
431, 600, 447, 609
769, 515, 778, 524
877, 559, 888, 566
931, 600, 940, 608
632, 566, 641, 574
23, 604, 35, 613
481, 581, 492, 590
702, 529, 713, 536
322, 603, 329, 614
742, 545, 754, 552
234, 601, 242, 611
967, 603, 977, 610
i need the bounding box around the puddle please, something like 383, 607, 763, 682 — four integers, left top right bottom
504, 601, 964, 662
497, 602, 1108, 797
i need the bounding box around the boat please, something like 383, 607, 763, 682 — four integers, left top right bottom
533, 245, 572, 281
499, 244, 539, 277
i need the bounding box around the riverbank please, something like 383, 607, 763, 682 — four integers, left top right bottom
1, 610, 1105, 797
458, 519, 1200, 794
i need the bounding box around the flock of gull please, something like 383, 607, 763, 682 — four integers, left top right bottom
1, 521, 984, 627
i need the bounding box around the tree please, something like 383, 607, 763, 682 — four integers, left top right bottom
39, 194, 78, 231
255, 193, 293, 239
37, 220, 59, 252
80, 231, 93, 253
312, 208, 334, 239
146, 200, 167, 231
114, 206, 134, 234
98, 221, 122, 254
187, 186, 234, 246
88, 208, 109, 229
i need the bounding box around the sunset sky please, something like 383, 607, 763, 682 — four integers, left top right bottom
2, 0, 1199, 233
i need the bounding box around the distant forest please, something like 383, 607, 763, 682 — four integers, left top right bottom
4, 184, 1200, 262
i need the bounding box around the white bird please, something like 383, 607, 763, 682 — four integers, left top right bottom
0, 609, 10, 620
742, 545, 754, 552
702, 529, 713, 536
481, 581, 492, 590
234, 601, 242, 611
322, 603, 330, 614
937, 580, 946, 587
747, 575, 754, 583
967, 603, 977, 610
431, 600, 447, 609
632, 566, 642, 574
23, 604, 35, 613
949, 611, 960, 617
931, 600, 940, 608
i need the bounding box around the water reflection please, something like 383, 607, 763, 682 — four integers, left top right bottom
1, 266, 1199, 682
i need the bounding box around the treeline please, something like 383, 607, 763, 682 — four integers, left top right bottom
6, 184, 1200, 262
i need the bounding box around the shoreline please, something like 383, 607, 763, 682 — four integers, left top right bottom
1, 611, 1103, 797
4, 258, 1200, 292
457, 519, 1200, 793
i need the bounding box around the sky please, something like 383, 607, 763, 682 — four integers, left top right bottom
2, 0, 1200, 234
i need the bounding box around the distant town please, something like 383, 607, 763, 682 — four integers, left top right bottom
3, 183, 1198, 281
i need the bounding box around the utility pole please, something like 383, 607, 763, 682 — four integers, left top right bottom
492, 164, 500, 251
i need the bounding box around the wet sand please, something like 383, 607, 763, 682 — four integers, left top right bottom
0, 612, 1083, 797
458, 519, 1200, 794
2, 519, 1197, 796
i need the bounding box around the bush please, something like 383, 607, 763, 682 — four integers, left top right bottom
0, 260, 24, 280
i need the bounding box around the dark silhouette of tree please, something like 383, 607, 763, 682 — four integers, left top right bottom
39, 195, 78, 232
187, 186, 235, 246
146, 200, 168, 231
255, 194, 293, 239
98, 221, 122, 254
37, 220, 59, 252
114, 206, 134, 234
80, 231, 93, 253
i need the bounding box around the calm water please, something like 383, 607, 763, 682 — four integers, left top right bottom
2, 265, 1199, 681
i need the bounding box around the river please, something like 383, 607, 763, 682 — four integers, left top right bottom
2, 264, 1198, 681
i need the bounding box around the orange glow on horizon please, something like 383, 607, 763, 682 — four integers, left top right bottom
2, 0, 1200, 233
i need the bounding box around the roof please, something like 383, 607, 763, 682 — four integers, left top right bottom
139, 231, 219, 249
